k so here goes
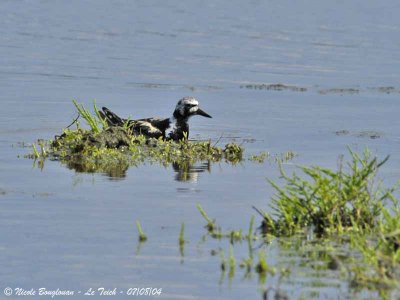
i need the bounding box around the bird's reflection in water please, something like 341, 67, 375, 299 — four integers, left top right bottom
62, 159, 210, 182
172, 160, 211, 182
64, 161, 128, 180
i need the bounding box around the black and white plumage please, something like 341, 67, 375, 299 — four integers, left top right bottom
99, 96, 212, 141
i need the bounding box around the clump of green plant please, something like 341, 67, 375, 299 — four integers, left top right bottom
197, 204, 217, 233
248, 151, 297, 163
31, 143, 40, 159
194, 149, 399, 297
280, 151, 297, 161
259, 148, 395, 236
72, 99, 107, 133
223, 143, 243, 163
250, 148, 400, 294
26, 140, 48, 160
378, 206, 400, 260
197, 204, 258, 242
350, 204, 400, 290
248, 152, 270, 163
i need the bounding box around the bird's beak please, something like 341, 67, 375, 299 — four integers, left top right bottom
196, 108, 212, 118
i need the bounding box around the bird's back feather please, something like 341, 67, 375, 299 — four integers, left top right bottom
100, 107, 170, 139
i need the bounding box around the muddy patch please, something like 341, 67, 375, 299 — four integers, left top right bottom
240, 83, 307, 92
369, 86, 400, 94
319, 88, 360, 95
335, 130, 383, 139
32, 192, 54, 198
127, 82, 222, 91
240, 84, 400, 95
335, 130, 350, 136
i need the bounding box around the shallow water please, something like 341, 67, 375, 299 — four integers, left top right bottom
1, 1, 400, 299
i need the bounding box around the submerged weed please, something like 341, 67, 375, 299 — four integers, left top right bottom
248, 152, 270, 163
229, 245, 236, 279
136, 220, 147, 242
197, 204, 217, 233
255, 251, 268, 275
179, 222, 186, 246
178, 222, 186, 258
255, 251, 276, 284
220, 250, 227, 272
197, 204, 257, 242
248, 215, 255, 240
31, 143, 40, 159
249, 151, 297, 163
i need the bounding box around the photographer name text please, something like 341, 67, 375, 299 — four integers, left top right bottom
3, 287, 162, 297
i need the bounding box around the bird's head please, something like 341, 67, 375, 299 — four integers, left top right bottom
174, 97, 212, 119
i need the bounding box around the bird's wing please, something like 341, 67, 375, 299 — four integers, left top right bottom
100, 107, 125, 126
130, 119, 164, 138
143, 117, 171, 131
99, 109, 169, 139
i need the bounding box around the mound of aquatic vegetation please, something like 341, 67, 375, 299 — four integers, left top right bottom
26, 101, 247, 176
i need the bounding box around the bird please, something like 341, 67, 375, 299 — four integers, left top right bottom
99, 96, 212, 141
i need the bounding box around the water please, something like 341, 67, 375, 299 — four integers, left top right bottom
1, 1, 400, 299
